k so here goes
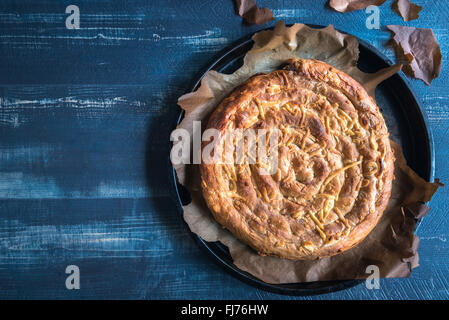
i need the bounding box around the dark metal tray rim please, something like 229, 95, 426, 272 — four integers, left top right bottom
168, 25, 435, 296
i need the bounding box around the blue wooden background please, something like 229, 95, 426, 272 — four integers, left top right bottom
0, 0, 447, 300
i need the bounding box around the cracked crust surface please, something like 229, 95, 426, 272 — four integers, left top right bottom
200, 58, 394, 260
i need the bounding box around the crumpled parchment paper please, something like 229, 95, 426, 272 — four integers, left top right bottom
174, 21, 441, 284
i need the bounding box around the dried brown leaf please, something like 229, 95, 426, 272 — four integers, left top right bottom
388, 25, 442, 85
403, 202, 430, 219
328, 0, 386, 12
393, 0, 422, 21
233, 0, 274, 25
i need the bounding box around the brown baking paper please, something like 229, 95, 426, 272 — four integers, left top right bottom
174, 21, 441, 283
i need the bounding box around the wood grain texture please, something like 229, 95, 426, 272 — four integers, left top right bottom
0, 0, 447, 299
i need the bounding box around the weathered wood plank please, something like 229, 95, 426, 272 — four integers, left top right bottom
0, 85, 180, 199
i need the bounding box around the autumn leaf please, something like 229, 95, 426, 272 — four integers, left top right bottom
393, 0, 422, 21
328, 0, 386, 12
233, 0, 274, 25
388, 25, 442, 85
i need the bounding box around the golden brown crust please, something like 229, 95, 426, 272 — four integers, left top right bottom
200, 58, 394, 260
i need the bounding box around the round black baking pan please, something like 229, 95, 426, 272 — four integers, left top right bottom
169, 25, 435, 296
